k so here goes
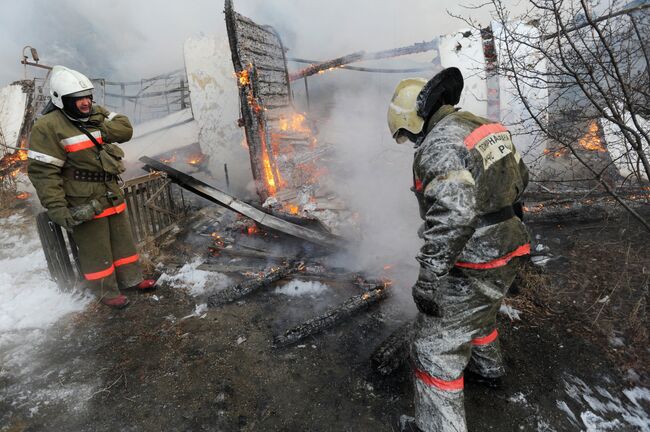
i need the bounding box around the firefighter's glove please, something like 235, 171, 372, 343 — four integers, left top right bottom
70, 199, 103, 223
87, 111, 107, 127
47, 207, 80, 231
412, 279, 440, 316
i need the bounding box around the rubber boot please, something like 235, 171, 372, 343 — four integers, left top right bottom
399, 415, 423, 432
464, 369, 503, 389
101, 294, 129, 309
129, 279, 157, 290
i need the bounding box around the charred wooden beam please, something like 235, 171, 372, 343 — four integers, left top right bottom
371, 321, 414, 376
225, 0, 293, 202
273, 284, 390, 348
139, 157, 344, 249
288, 51, 365, 81
288, 39, 439, 81
207, 261, 301, 307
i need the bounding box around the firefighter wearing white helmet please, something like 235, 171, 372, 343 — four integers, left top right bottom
27, 66, 157, 309
387, 68, 530, 432
49, 65, 95, 115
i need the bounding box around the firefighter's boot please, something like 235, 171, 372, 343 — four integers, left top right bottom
399, 415, 424, 432
130, 279, 157, 290
101, 293, 129, 309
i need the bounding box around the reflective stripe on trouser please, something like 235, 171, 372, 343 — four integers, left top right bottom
467, 328, 505, 379
71, 211, 142, 299
411, 257, 524, 432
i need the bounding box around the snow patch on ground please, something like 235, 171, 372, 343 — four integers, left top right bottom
499, 303, 522, 321
508, 392, 529, 405
0, 208, 94, 420
556, 400, 579, 426
274, 279, 330, 297
0, 210, 90, 337
536, 418, 557, 432
561, 374, 650, 431
158, 258, 231, 297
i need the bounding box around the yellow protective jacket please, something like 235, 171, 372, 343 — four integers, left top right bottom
27, 105, 133, 214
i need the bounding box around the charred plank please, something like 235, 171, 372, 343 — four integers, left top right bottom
207, 261, 300, 307
273, 284, 390, 348
289, 39, 439, 81
371, 321, 414, 376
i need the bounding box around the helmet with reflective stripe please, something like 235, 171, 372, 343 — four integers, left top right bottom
49, 65, 94, 109
387, 78, 427, 144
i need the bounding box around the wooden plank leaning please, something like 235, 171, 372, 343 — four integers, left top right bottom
139, 157, 344, 250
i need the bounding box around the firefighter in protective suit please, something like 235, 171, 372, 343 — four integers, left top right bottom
387, 68, 530, 432
28, 66, 156, 309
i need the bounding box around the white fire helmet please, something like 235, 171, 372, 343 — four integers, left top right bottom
49, 65, 94, 109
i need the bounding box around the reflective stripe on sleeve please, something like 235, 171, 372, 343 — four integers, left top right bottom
114, 254, 138, 267
414, 368, 464, 391
455, 243, 530, 270
107, 112, 118, 121
93, 202, 127, 219
84, 264, 115, 281
472, 329, 498, 346
27, 150, 65, 167
464, 123, 508, 150
60, 131, 103, 153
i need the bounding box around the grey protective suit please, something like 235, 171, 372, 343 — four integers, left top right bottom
410, 105, 530, 431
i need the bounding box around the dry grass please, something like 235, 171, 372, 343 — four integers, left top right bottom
510, 222, 649, 380
0, 172, 18, 212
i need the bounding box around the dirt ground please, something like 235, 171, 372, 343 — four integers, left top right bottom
1, 206, 649, 432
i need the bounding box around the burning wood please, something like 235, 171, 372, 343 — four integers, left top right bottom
140, 157, 344, 249
273, 282, 390, 348
207, 261, 301, 307
0, 148, 27, 176
578, 120, 607, 152
371, 322, 414, 376
225, 1, 356, 236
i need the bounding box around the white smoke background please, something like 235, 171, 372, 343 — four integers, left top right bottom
0, 1, 527, 85
312, 72, 424, 296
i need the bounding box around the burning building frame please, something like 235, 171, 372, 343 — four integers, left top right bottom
225, 0, 321, 213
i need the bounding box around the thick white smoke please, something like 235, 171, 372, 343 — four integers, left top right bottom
0, 1, 528, 86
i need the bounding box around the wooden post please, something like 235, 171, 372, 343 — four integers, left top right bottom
180, 78, 187, 109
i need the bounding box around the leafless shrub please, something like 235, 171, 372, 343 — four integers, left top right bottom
475, 0, 650, 230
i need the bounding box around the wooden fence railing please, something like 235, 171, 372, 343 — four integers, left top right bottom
123, 172, 186, 244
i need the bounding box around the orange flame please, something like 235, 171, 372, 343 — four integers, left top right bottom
16, 192, 30, 200
159, 154, 177, 164
187, 153, 206, 165
246, 224, 260, 235
211, 232, 225, 248
236, 69, 251, 87
543, 147, 569, 158
278, 113, 310, 134
261, 145, 277, 195
317, 66, 341, 75
578, 120, 607, 152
